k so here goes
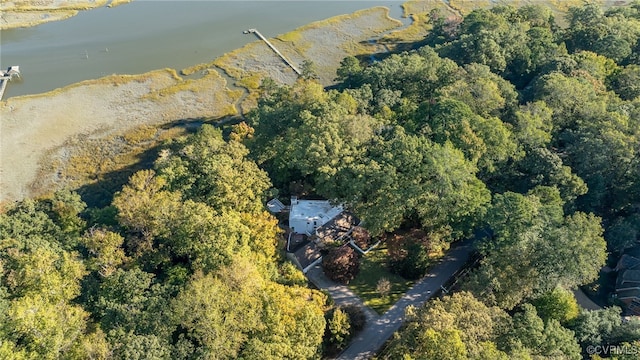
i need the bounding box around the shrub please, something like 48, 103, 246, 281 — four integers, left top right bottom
376, 277, 392, 298
323, 246, 360, 284
323, 305, 366, 355
342, 305, 366, 333
328, 308, 351, 349
389, 241, 430, 280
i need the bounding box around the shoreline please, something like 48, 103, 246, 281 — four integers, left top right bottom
0, 0, 130, 30
0, 6, 403, 204
2, 0, 633, 205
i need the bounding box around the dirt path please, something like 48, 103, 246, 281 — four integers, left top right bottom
335, 238, 475, 360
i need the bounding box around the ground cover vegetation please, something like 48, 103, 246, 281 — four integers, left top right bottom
2, 2, 640, 359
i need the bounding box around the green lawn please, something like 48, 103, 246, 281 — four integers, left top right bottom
348, 245, 414, 314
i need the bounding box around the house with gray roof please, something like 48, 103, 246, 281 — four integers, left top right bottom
614, 254, 640, 315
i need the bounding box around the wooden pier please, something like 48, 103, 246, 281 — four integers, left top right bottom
0, 66, 21, 101
0, 78, 9, 101
244, 29, 301, 76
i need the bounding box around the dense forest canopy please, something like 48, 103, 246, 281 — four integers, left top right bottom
1, 2, 640, 359
0, 128, 326, 359
247, 2, 640, 358
249, 2, 640, 254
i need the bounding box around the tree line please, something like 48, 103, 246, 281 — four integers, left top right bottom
0, 127, 329, 359
246, 2, 640, 358
2, 1, 640, 359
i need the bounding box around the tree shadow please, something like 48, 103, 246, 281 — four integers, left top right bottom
75, 115, 243, 208
353, 37, 431, 64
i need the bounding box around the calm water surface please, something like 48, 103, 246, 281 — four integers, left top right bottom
0, 1, 406, 98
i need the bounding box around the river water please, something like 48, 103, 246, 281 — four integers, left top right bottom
0, 1, 407, 99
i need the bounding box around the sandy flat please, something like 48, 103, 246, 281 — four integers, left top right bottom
0, 6, 404, 204
0, 69, 236, 202
0, 0, 110, 29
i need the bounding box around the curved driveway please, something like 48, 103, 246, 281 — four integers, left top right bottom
335, 238, 476, 360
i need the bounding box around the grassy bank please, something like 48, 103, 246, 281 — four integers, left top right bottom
0, 67, 240, 204
213, 7, 402, 87
0, 0, 127, 30
36, 124, 187, 207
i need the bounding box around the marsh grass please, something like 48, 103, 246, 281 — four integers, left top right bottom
237, 71, 266, 90
13, 71, 174, 103
9, 0, 107, 11
181, 63, 215, 77
0, 10, 78, 30
36, 124, 188, 207
381, 14, 433, 45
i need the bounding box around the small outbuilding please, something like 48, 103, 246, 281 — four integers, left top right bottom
266, 198, 287, 214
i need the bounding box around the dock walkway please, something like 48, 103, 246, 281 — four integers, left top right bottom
246, 29, 301, 75
0, 66, 21, 101
0, 78, 9, 101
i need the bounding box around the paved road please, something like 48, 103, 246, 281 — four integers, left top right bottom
336, 238, 476, 360
573, 287, 603, 311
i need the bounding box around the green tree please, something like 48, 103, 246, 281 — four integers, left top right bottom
335, 127, 490, 238
80, 228, 128, 277
0, 198, 78, 253
570, 307, 640, 348
240, 282, 326, 359
46, 189, 87, 239
610, 64, 640, 100
389, 240, 430, 280
114, 169, 269, 274
156, 124, 271, 214
172, 270, 262, 359
506, 304, 581, 359
300, 59, 319, 80
327, 308, 351, 349
112, 169, 181, 242
357, 46, 460, 105
108, 330, 171, 360
0, 243, 97, 359
5, 294, 90, 359
531, 287, 580, 325
417, 97, 518, 173
95, 267, 173, 339
173, 258, 326, 360
606, 214, 640, 254
413, 328, 468, 360
383, 292, 509, 359
335, 55, 363, 87
565, 2, 640, 64
468, 188, 607, 309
